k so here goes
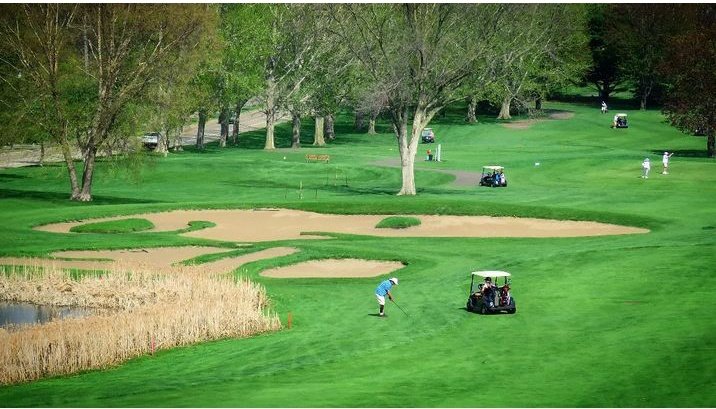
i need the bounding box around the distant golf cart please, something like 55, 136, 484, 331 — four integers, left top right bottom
421, 128, 435, 143
466, 271, 516, 314
612, 113, 629, 129
478, 165, 507, 187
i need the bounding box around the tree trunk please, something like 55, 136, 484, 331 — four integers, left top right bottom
196, 109, 207, 150
313, 116, 325, 146
355, 110, 366, 131
219, 108, 229, 148
39, 142, 45, 166
76, 146, 97, 202
264, 75, 277, 150
324, 114, 335, 141
708, 131, 715, 158
173, 129, 183, 152
535, 97, 542, 111
154, 130, 169, 155
466, 95, 477, 123
59, 134, 81, 198
497, 96, 512, 120
291, 112, 301, 148
392, 106, 414, 196
232, 99, 247, 145
368, 110, 378, 134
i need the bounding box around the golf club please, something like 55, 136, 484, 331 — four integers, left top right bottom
391, 299, 410, 317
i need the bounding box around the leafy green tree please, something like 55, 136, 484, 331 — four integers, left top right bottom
492, 4, 588, 119
660, 5, 716, 157
331, 4, 508, 195
221, 5, 268, 146
584, 4, 624, 102
0, 4, 214, 201
605, 4, 689, 110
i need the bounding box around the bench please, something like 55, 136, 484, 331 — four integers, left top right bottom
305, 154, 330, 163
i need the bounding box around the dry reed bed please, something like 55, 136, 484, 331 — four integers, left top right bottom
0, 259, 281, 385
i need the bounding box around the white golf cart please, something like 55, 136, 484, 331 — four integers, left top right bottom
613, 113, 628, 129
466, 270, 516, 314
478, 165, 507, 187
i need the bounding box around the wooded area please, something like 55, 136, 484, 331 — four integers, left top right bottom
1, 3, 714, 200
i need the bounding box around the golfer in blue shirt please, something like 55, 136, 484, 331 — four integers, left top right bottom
375, 277, 398, 317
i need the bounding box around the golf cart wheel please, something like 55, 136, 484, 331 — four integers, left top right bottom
479, 304, 488, 315
507, 298, 516, 314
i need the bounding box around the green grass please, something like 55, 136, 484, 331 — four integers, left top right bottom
375, 216, 421, 229
0, 99, 714, 407
69, 218, 155, 233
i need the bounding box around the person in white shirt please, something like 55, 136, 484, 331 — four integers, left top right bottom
662, 151, 674, 174
601, 101, 607, 114
642, 158, 651, 179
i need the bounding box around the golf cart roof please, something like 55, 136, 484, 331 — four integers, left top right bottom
471, 270, 511, 278
617, 113, 628, 117
481, 165, 504, 171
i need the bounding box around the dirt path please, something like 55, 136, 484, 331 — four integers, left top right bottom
0, 110, 287, 169
502, 109, 575, 130
373, 158, 482, 187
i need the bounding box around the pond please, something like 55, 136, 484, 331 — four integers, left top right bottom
0, 301, 95, 329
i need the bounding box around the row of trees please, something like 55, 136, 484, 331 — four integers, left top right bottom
1, 4, 713, 201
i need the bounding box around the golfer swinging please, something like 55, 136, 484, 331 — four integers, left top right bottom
375, 277, 398, 317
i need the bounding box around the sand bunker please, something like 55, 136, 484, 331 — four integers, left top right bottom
261, 258, 404, 278
35, 208, 648, 242
0, 247, 298, 275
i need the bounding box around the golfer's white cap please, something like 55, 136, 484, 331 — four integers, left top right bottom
645, 157, 650, 161
389, 277, 398, 285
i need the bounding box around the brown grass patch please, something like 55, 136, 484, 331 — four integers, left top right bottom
0, 260, 280, 385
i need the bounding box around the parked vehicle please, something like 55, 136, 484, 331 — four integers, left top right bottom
478, 165, 507, 187
140, 132, 161, 149
466, 271, 516, 314
421, 128, 435, 143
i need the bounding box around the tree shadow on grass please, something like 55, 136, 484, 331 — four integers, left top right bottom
649, 149, 709, 158
0, 188, 162, 205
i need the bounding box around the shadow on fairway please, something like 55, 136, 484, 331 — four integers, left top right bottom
0, 188, 162, 205
650, 149, 709, 158
0, 173, 28, 180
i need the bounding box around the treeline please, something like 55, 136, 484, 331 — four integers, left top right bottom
0, 4, 713, 201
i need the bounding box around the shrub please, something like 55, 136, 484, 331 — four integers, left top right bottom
375, 216, 421, 229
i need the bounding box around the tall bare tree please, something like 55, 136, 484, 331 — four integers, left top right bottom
331, 4, 507, 195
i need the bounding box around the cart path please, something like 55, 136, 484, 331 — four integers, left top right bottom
0, 110, 288, 169
372, 158, 482, 187
502, 109, 575, 130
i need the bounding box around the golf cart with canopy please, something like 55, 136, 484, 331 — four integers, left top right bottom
478, 165, 507, 187
466, 271, 516, 314
613, 113, 629, 128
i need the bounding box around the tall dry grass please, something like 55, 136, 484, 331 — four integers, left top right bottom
0, 259, 281, 385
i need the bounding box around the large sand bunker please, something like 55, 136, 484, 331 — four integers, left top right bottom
261, 259, 404, 278
0, 247, 298, 276
36, 208, 648, 241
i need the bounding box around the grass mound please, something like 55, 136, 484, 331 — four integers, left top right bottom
70, 218, 155, 233
375, 216, 421, 229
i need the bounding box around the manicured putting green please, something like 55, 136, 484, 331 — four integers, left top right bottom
69, 218, 155, 233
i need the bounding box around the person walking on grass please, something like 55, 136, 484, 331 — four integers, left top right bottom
642, 157, 651, 178
375, 277, 398, 317
662, 151, 674, 174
